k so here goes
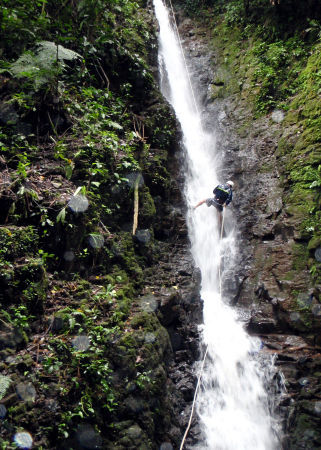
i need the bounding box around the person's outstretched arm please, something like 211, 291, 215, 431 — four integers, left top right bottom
194, 199, 207, 210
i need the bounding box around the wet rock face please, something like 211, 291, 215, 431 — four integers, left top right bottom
174, 10, 321, 450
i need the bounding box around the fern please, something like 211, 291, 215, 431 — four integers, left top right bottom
0, 375, 11, 401
107, 121, 123, 130
10, 41, 81, 90
36, 41, 81, 63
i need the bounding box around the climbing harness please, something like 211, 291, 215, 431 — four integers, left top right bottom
179, 208, 225, 450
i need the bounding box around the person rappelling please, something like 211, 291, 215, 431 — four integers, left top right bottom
194, 180, 234, 228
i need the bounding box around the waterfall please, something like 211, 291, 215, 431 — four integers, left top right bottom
153, 1, 281, 449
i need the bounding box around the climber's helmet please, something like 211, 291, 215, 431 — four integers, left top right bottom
226, 180, 234, 188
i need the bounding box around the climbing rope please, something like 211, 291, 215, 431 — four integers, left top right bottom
167, 0, 208, 147
179, 208, 225, 450
219, 207, 226, 294
179, 345, 209, 450
162, 1, 226, 446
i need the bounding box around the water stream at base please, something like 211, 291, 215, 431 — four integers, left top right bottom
153, 1, 281, 449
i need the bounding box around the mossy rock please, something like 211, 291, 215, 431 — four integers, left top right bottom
284, 271, 295, 281
130, 312, 159, 332
139, 186, 156, 222
119, 333, 138, 349
277, 136, 294, 157
9, 402, 27, 416
308, 235, 321, 251
291, 412, 321, 448
292, 243, 309, 272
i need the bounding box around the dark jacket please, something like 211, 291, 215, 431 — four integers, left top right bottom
213, 184, 233, 206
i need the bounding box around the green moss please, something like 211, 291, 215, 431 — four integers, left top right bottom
276, 137, 293, 157
284, 271, 295, 281
111, 297, 132, 325
292, 243, 309, 272
236, 123, 251, 138
140, 187, 156, 219
130, 312, 159, 332
119, 333, 138, 349
291, 413, 320, 444
9, 403, 27, 415
308, 235, 321, 251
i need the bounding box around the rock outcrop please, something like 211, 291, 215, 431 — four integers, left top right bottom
174, 7, 321, 450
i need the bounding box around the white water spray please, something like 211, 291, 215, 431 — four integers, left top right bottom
153, 1, 280, 449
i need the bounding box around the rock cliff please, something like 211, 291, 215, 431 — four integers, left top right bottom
173, 3, 321, 448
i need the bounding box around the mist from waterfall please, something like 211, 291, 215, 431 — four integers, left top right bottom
153, 0, 280, 449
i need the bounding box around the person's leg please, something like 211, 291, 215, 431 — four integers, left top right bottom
213, 201, 223, 233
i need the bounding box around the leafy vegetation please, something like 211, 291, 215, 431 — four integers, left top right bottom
0, 375, 11, 401
0, 0, 179, 448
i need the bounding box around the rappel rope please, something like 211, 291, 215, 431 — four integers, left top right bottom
179, 209, 225, 450
167, 0, 208, 148
219, 207, 225, 293
163, 1, 225, 447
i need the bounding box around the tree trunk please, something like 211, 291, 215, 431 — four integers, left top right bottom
132, 174, 140, 236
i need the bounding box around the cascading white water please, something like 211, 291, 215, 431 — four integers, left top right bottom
153, 1, 280, 449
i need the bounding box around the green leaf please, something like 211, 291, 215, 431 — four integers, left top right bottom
107, 121, 123, 130
73, 186, 82, 196
65, 164, 73, 180
0, 68, 12, 75
310, 180, 321, 188
0, 375, 11, 401
56, 208, 66, 223
17, 186, 25, 196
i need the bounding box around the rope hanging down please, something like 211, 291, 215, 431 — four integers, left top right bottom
167, 0, 208, 149
163, 1, 226, 447
179, 208, 225, 450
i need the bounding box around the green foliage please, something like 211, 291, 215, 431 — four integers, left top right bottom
0, 226, 39, 260
38, 249, 55, 266
184, 0, 202, 16
251, 38, 305, 112
310, 165, 321, 189
9, 41, 81, 90
225, 1, 244, 27
41, 299, 119, 439
0, 0, 174, 447
0, 375, 11, 401
2, 305, 35, 329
